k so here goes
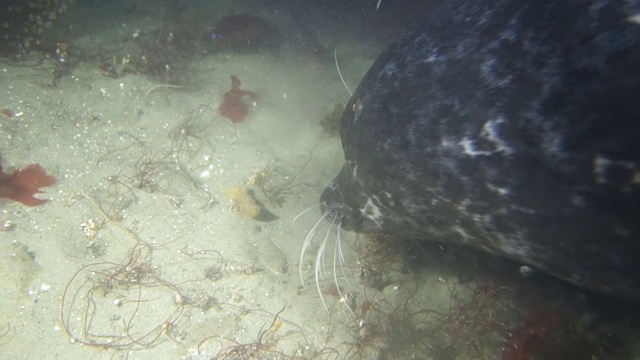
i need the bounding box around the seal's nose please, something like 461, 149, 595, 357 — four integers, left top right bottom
319, 181, 364, 232
319, 180, 341, 210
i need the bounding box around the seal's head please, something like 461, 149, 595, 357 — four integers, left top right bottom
320, 160, 375, 233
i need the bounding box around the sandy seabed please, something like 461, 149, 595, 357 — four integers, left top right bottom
4, 1, 639, 360
0, 1, 403, 359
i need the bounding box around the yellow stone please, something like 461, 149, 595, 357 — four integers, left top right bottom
224, 187, 261, 219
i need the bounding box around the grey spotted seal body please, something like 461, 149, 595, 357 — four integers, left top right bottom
321, 0, 640, 299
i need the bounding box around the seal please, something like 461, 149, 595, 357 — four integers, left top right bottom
320, 0, 640, 299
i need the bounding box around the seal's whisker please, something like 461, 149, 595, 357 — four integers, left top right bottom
301, 210, 354, 310
299, 211, 328, 286
334, 48, 352, 96
314, 224, 332, 310
318, 218, 334, 278
336, 222, 352, 288
332, 222, 346, 301
292, 204, 319, 223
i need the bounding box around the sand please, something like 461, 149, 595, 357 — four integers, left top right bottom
0, 1, 395, 359
3, 1, 637, 359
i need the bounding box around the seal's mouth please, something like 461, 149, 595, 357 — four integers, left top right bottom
319, 181, 364, 232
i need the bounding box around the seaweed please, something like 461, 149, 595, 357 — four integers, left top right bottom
60, 240, 187, 350
59, 188, 340, 357
320, 103, 344, 137
96, 105, 217, 209
197, 306, 340, 360
340, 232, 639, 360
247, 152, 314, 207
0, 323, 11, 342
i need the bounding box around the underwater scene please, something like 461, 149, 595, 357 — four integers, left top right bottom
1, 0, 640, 359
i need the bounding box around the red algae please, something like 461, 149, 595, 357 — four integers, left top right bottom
0, 155, 56, 206
502, 308, 560, 360
218, 75, 257, 123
